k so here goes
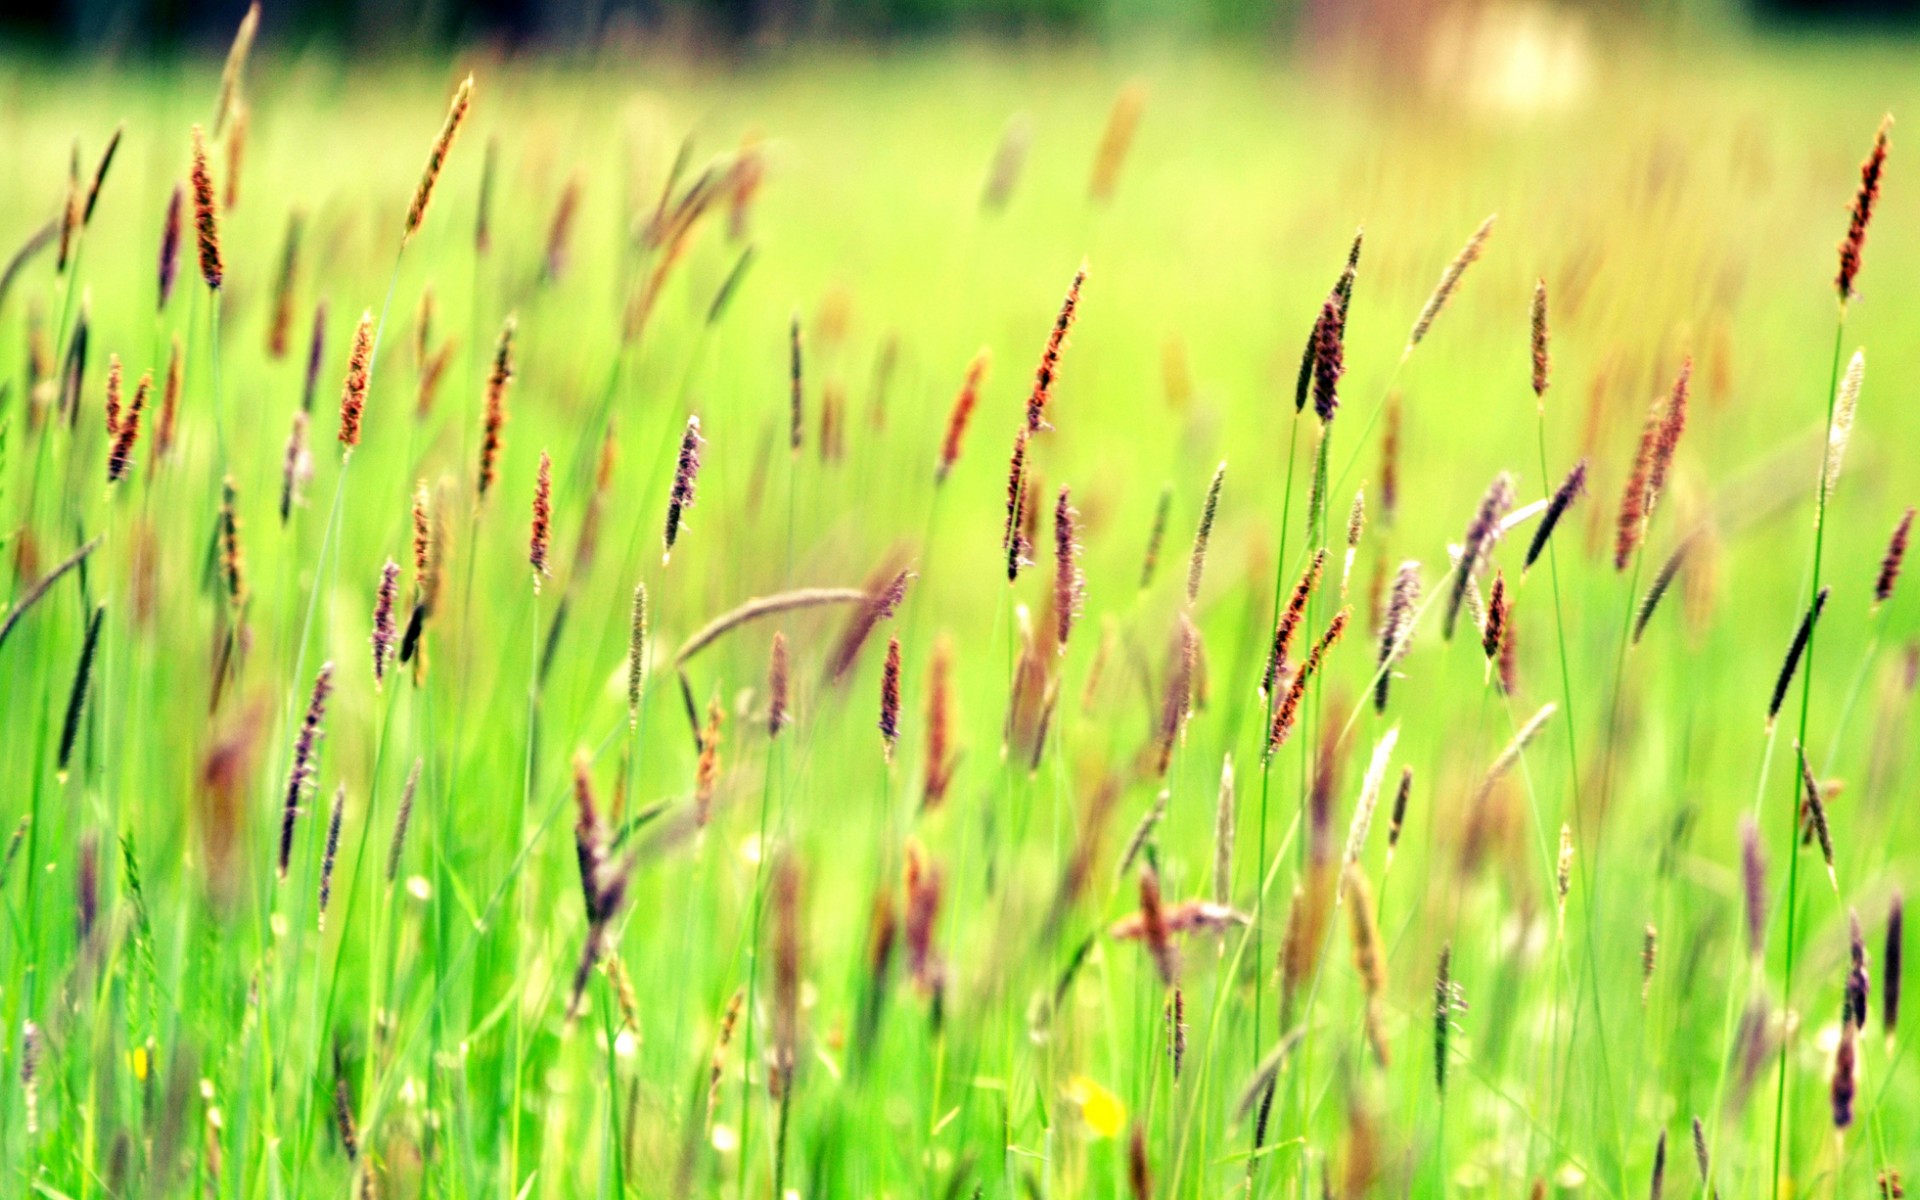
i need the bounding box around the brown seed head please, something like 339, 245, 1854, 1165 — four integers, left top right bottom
1837, 115, 1892, 303
1054, 486, 1084, 650
1530, 279, 1550, 399
937, 348, 988, 482
768, 631, 790, 739
1876, 507, 1914, 608
478, 315, 514, 499
405, 75, 475, 243
529, 450, 553, 585
106, 370, 150, 484
189, 126, 222, 290
878, 635, 902, 758
337, 310, 373, 452
1026, 262, 1086, 433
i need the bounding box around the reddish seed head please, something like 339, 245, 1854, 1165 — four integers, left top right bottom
1026, 262, 1086, 433
1876, 507, 1914, 608
529, 450, 553, 586
936, 348, 988, 483
924, 635, 955, 808
104, 354, 122, 435
1482, 569, 1508, 662
338, 310, 373, 452
1003, 426, 1031, 582
1137, 867, 1177, 986
1264, 549, 1327, 698
406, 75, 475, 243
879, 635, 902, 759
903, 843, 944, 994
768, 631, 790, 739
106, 370, 150, 484
189, 126, 222, 290
1837, 115, 1892, 303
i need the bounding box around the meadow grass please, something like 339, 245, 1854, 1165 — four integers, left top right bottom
0, 28, 1917, 1200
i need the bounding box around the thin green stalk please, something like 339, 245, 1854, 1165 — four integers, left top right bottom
1769, 310, 1848, 1200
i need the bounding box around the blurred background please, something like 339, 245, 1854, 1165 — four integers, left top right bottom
9, 0, 1918, 52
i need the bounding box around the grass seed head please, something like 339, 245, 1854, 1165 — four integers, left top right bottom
189, 125, 223, 290
405, 74, 475, 243
1837, 114, 1891, 303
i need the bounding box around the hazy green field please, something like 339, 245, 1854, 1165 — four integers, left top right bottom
0, 27, 1916, 1200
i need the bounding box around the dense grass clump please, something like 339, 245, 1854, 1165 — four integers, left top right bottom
0, 26, 1916, 1200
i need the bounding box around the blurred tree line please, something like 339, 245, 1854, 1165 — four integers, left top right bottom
5, 0, 1909, 51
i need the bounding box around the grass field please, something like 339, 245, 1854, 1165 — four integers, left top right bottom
0, 21, 1917, 1199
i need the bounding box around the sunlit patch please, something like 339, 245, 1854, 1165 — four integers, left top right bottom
712, 1122, 739, 1154
1426, 2, 1591, 116
1063, 1074, 1125, 1139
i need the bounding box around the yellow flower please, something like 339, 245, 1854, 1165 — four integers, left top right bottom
1064, 1074, 1126, 1139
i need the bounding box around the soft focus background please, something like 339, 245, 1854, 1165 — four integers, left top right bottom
0, 3, 1916, 1199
